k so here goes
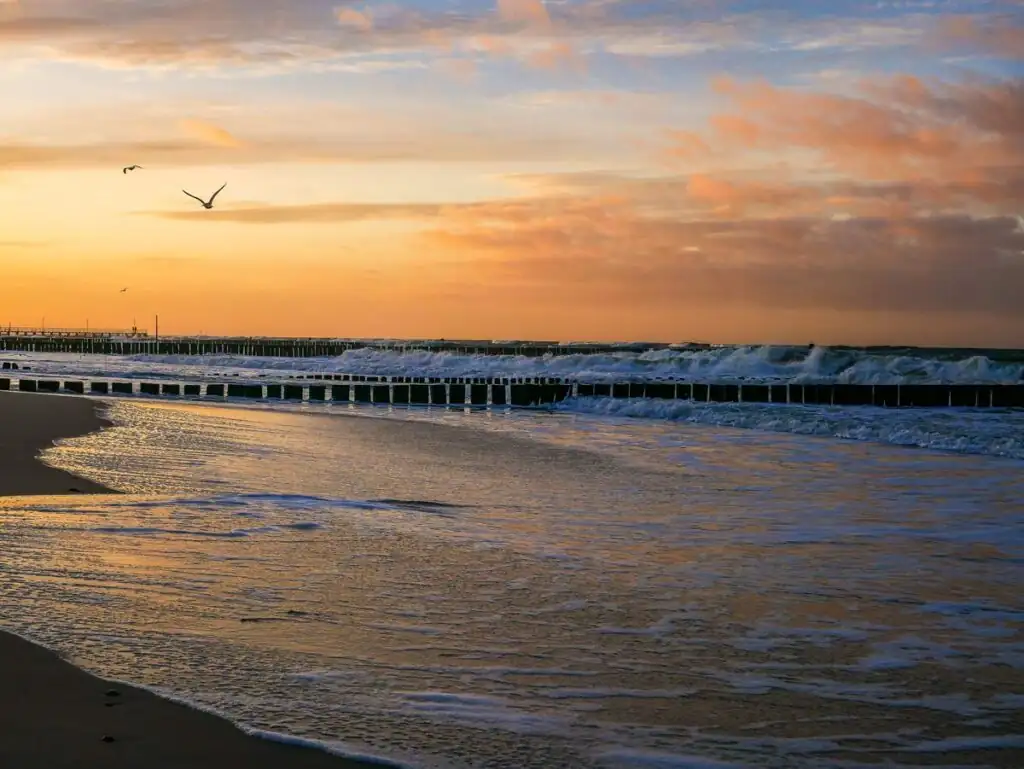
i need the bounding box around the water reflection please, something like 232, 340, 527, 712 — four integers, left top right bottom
1, 400, 1021, 768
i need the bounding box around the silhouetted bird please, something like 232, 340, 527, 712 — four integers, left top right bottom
120, 288, 128, 293
123, 165, 142, 174
183, 183, 226, 210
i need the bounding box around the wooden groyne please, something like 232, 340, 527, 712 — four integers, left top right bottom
2, 376, 1022, 409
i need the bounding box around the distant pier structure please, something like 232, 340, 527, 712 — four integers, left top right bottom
0, 332, 695, 357
1, 332, 1022, 364
1, 325, 149, 339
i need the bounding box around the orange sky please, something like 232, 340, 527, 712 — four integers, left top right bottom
2, 0, 1022, 346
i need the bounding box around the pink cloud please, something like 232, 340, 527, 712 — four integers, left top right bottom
496, 0, 551, 29
336, 7, 373, 32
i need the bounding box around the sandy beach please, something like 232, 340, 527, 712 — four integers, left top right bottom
0, 391, 117, 496
0, 392, 388, 769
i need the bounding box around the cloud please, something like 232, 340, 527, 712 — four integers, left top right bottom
524, 40, 585, 72
0, 115, 605, 170
662, 73, 1024, 211
178, 119, 244, 148
930, 13, 1024, 60
0, 14, 97, 39
433, 56, 479, 81
336, 6, 373, 32
496, 0, 551, 29
0, 0, 993, 73
0, 138, 316, 170
663, 130, 712, 162
387, 66, 1024, 342
505, 167, 1024, 221
636, 72, 1024, 227
420, 193, 1024, 325
684, 173, 815, 217
137, 201, 445, 223
467, 34, 515, 56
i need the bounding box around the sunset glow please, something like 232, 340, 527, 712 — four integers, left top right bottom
2, 0, 1022, 345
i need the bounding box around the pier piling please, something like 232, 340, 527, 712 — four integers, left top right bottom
2, 369, 1022, 410
448, 384, 467, 405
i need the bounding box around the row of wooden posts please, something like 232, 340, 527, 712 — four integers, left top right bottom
3, 377, 1023, 408
1, 335, 684, 358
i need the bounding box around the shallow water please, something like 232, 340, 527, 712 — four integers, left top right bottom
2, 399, 1022, 768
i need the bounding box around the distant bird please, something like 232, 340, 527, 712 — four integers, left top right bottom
182, 183, 227, 210
123, 165, 142, 174
120, 287, 128, 293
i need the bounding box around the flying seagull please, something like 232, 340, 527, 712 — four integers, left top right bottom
120, 287, 128, 293
123, 165, 143, 174
182, 183, 227, 210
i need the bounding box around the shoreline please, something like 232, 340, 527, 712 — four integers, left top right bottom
0, 391, 398, 769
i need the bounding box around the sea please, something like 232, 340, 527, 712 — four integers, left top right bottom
1, 344, 1022, 768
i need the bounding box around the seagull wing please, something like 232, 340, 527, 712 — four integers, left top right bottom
182, 189, 206, 204
208, 182, 227, 204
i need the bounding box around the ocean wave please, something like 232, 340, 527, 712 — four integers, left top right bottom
556, 397, 1024, 461
4, 344, 1023, 385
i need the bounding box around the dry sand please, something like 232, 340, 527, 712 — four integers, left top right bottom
0, 392, 393, 769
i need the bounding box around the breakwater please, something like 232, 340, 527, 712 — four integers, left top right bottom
3, 376, 1022, 408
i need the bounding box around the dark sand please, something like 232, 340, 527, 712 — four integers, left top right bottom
0, 391, 116, 496
0, 392, 391, 769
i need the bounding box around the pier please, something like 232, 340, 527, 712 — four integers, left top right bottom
0, 333, 695, 358
2, 332, 1022, 363
0, 326, 149, 339
2, 376, 1022, 409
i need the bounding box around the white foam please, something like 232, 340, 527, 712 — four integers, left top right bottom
557, 397, 1024, 461
241, 728, 412, 767
397, 690, 573, 735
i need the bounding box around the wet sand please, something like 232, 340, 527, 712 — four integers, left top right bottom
0, 391, 116, 496
0, 632, 392, 769
0, 392, 389, 769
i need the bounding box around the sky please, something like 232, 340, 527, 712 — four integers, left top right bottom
1, 0, 1023, 346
